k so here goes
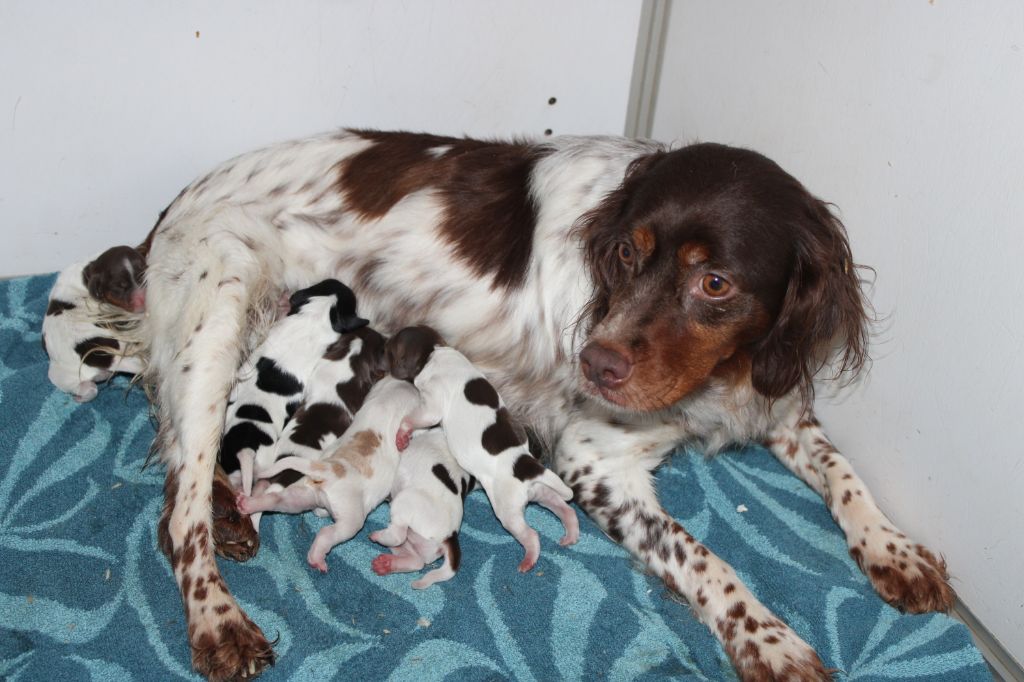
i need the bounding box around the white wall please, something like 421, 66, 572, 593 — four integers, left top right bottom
0, 1, 642, 276
652, 0, 1024, 661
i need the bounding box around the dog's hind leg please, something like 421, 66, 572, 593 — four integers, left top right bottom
148, 210, 281, 680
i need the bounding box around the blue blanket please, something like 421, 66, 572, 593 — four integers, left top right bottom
0, 274, 990, 681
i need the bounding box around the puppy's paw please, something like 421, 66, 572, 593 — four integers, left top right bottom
395, 428, 412, 452
371, 554, 394, 576
307, 553, 329, 573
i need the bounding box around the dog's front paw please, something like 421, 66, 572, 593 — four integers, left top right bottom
211, 477, 260, 562
720, 606, 830, 681
395, 428, 412, 452
849, 527, 955, 613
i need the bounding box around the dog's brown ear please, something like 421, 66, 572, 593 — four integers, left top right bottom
750, 199, 870, 405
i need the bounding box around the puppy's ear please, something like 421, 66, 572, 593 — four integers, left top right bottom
750, 200, 869, 405
81, 259, 101, 299
361, 328, 388, 382
287, 289, 311, 315
329, 305, 369, 334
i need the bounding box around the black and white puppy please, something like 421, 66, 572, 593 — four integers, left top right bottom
276, 326, 387, 460
42, 249, 147, 402
371, 428, 474, 589
390, 326, 579, 572
219, 279, 368, 497
239, 377, 421, 572
249, 325, 387, 529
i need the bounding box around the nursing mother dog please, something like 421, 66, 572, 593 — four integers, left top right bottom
140, 129, 953, 681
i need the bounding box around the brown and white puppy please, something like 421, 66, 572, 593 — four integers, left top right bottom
82, 245, 147, 312
370, 428, 474, 589
389, 326, 579, 573
42, 252, 146, 402
238, 377, 419, 572
219, 279, 368, 499
249, 325, 387, 528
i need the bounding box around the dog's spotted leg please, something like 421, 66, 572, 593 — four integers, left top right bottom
766, 400, 955, 614
556, 415, 830, 682
149, 222, 279, 680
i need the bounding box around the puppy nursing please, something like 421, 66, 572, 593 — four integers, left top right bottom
219, 280, 369, 497
42, 246, 147, 402
390, 326, 579, 572
238, 377, 420, 572
224, 289, 577, 583
371, 429, 474, 588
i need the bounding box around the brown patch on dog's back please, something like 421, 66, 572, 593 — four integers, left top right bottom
340, 130, 549, 289
339, 131, 473, 221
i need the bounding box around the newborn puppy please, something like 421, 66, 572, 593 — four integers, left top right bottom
371, 429, 475, 589
247, 326, 387, 529
276, 326, 387, 460
389, 326, 579, 572
82, 245, 147, 312
42, 257, 145, 402
220, 279, 368, 497
238, 377, 420, 572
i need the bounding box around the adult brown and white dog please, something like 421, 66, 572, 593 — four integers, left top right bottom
140, 129, 954, 681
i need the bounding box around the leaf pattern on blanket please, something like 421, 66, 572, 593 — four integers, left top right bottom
0, 275, 991, 681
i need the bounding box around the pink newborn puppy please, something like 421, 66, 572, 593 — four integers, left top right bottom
388, 326, 578, 573
371, 429, 475, 588
238, 376, 419, 572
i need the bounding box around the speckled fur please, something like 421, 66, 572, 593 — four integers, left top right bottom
141, 129, 951, 681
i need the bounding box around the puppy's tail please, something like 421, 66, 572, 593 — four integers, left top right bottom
411, 532, 461, 589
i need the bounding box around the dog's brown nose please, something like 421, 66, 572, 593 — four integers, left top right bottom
580, 343, 633, 388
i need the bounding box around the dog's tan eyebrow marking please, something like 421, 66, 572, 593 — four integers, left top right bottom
631, 226, 656, 259
678, 242, 710, 267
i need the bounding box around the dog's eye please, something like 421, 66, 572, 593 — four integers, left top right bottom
617, 243, 634, 266
701, 273, 732, 297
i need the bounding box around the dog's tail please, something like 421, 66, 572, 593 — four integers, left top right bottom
411, 532, 461, 589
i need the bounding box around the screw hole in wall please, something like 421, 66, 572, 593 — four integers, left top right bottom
543, 129, 553, 136
548, 97, 557, 105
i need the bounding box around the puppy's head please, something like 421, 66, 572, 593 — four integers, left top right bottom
350, 326, 389, 384
288, 279, 369, 333
385, 325, 446, 381
576, 143, 869, 412
82, 246, 147, 312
